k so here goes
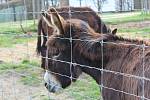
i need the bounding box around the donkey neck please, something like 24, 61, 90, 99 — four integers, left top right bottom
75, 43, 145, 85
74, 52, 102, 84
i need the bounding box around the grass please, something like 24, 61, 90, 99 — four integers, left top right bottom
20, 73, 41, 86
0, 59, 41, 86
0, 20, 37, 48
64, 74, 100, 100
0, 59, 39, 72
117, 27, 150, 39
118, 27, 150, 33
0, 34, 36, 47
37, 74, 100, 100
0, 12, 149, 34
103, 13, 150, 24
0, 59, 100, 99
118, 27, 150, 37
0, 20, 37, 34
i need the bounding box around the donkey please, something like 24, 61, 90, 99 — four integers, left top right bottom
37, 7, 114, 69
44, 8, 150, 100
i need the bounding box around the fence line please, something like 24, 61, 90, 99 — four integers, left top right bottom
0, 0, 150, 100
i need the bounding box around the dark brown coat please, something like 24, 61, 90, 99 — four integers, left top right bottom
37, 7, 111, 69
46, 9, 150, 100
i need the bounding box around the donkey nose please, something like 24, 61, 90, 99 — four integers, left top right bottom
45, 82, 54, 92
44, 82, 59, 93
45, 83, 48, 88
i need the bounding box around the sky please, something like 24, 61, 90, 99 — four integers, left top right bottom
69, 0, 116, 12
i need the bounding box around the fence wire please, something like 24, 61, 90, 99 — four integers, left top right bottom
0, 0, 150, 100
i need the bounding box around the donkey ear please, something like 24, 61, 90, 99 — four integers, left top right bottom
112, 28, 117, 35
41, 11, 54, 28
49, 7, 65, 34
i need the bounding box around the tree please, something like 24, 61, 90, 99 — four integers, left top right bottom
119, 0, 123, 11
97, 0, 107, 13
79, 0, 82, 7
141, 0, 150, 14
45, 0, 49, 9
50, 0, 58, 7
59, 0, 69, 7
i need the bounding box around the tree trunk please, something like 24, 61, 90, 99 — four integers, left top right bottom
120, 0, 123, 11
148, 0, 150, 12
59, 0, 69, 7
12, 5, 16, 21
97, 0, 101, 13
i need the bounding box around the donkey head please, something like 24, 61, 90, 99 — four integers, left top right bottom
43, 7, 118, 93
43, 8, 82, 93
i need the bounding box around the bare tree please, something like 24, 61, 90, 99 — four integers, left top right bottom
59, 0, 69, 7
146, 0, 150, 13
119, 0, 123, 11
50, 0, 58, 7
97, 0, 107, 13
45, 0, 49, 9
141, 0, 150, 14
149, 0, 150, 11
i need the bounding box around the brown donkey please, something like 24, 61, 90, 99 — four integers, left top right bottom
44, 8, 150, 100
37, 7, 115, 69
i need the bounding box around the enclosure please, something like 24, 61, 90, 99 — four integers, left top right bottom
0, 0, 150, 100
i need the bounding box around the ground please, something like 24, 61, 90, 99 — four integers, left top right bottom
0, 40, 37, 63
111, 20, 150, 29
0, 69, 99, 100
0, 39, 100, 100
0, 71, 75, 100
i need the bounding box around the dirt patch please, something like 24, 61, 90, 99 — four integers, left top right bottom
0, 71, 75, 100
0, 40, 38, 63
110, 20, 150, 29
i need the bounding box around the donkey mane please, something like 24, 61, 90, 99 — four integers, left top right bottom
47, 16, 149, 61
114, 36, 150, 46
73, 31, 150, 61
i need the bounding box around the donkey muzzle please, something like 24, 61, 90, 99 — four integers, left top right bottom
45, 82, 61, 93
44, 70, 62, 93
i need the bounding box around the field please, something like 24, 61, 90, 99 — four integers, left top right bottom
0, 12, 150, 100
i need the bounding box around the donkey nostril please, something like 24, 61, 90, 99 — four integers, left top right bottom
45, 83, 48, 87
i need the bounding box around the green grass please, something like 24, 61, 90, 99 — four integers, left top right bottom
118, 27, 150, 33
0, 20, 37, 47
0, 20, 37, 34
64, 74, 100, 100
39, 74, 100, 100
32, 74, 100, 100
117, 27, 150, 39
0, 59, 39, 72
0, 34, 36, 47
20, 73, 41, 86
103, 13, 150, 24
0, 59, 41, 86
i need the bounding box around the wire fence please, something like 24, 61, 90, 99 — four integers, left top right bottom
0, 0, 150, 100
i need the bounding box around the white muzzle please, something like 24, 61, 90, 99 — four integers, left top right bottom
44, 70, 62, 93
